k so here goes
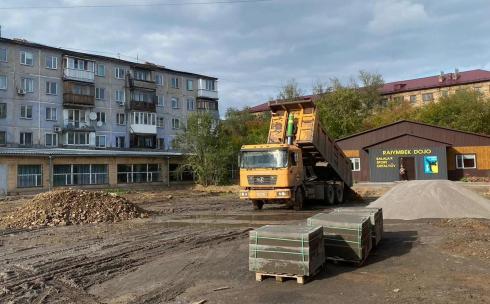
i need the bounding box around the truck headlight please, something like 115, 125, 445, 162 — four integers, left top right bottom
277, 191, 289, 197
240, 191, 249, 197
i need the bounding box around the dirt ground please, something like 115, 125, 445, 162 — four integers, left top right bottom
1, 184, 490, 304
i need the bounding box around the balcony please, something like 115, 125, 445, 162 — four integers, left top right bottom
129, 78, 156, 91
129, 134, 157, 149
63, 68, 95, 83
127, 100, 157, 112
130, 124, 157, 134
197, 89, 218, 100
62, 120, 95, 131
63, 93, 95, 107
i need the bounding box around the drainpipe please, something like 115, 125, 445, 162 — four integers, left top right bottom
167, 156, 170, 187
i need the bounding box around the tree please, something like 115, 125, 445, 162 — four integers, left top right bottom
174, 112, 230, 186
362, 99, 419, 130
416, 89, 490, 134
358, 70, 385, 112
276, 79, 304, 101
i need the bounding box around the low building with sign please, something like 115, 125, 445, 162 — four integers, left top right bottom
336, 120, 490, 182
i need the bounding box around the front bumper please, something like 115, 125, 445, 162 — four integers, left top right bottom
239, 189, 291, 200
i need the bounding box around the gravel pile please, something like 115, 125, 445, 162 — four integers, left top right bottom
369, 180, 490, 220
2, 189, 149, 228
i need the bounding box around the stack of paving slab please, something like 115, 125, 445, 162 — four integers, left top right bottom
333, 207, 383, 247
307, 212, 372, 265
249, 225, 325, 283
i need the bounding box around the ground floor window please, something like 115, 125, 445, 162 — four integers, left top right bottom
350, 157, 360, 171
53, 164, 108, 186
117, 164, 160, 183
17, 165, 42, 188
456, 154, 476, 169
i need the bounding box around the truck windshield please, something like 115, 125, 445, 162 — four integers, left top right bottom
240, 149, 288, 168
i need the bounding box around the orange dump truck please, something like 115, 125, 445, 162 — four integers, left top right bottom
239, 98, 353, 210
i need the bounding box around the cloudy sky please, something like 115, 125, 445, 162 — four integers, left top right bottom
2, 0, 490, 114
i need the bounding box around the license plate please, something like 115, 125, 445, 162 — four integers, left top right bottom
256, 191, 267, 198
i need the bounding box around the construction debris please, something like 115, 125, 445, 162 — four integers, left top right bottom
1, 189, 149, 229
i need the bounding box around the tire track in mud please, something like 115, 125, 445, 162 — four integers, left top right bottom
1, 226, 249, 304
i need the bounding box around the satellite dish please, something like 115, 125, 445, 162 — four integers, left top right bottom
89, 112, 97, 121
96, 121, 103, 127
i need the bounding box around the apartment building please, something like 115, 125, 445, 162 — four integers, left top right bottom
248, 69, 490, 115
0, 37, 219, 194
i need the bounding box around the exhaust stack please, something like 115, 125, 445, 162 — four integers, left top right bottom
286, 113, 294, 145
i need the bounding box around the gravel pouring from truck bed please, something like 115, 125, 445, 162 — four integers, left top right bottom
0, 189, 150, 228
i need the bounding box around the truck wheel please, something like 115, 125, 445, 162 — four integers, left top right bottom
252, 200, 264, 210
335, 183, 344, 204
293, 189, 304, 211
326, 184, 335, 205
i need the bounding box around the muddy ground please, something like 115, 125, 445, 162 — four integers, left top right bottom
1, 185, 489, 304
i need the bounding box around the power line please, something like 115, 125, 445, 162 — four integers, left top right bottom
0, 0, 276, 10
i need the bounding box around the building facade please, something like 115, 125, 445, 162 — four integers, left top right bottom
0, 37, 219, 194
336, 120, 490, 183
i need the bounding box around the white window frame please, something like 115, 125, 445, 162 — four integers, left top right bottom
0, 75, 7, 90
45, 107, 57, 121
96, 64, 105, 77
20, 51, 34, 66
157, 117, 164, 128
115, 67, 125, 79
66, 132, 89, 146
422, 93, 434, 102
205, 79, 216, 91
96, 112, 106, 124
409, 95, 417, 103
95, 87, 105, 100
17, 165, 42, 188
20, 104, 33, 119
186, 79, 193, 91
155, 74, 164, 86
350, 158, 360, 172
0, 48, 7, 62
46, 81, 58, 95
115, 136, 125, 148
22, 77, 34, 93
157, 95, 164, 107
171, 97, 179, 109
45, 133, 58, 147
172, 118, 180, 130
171, 77, 179, 89
45, 56, 58, 69
95, 135, 107, 148
116, 113, 125, 125
187, 98, 195, 111
456, 154, 476, 169
115, 90, 125, 102
20, 132, 33, 146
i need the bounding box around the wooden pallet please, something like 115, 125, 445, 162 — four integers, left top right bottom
255, 272, 307, 284
326, 256, 367, 266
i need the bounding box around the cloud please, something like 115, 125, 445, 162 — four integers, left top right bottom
368, 0, 429, 35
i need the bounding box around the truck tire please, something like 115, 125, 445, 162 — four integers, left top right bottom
293, 188, 304, 211
335, 183, 344, 204
252, 200, 264, 210
326, 184, 335, 205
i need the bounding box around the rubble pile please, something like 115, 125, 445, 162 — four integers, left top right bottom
2, 189, 149, 228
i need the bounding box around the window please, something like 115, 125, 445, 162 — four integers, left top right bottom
441, 90, 449, 97
0, 48, 7, 62
205, 79, 216, 91
96, 112, 106, 124
171, 97, 179, 109
422, 93, 434, 103
158, 138, 165, 150
17, 165, 42, 188
65, 57, 94, 71
116, 136, 125, 148
134, 70, 150, 81
157, 117, 164, 128
474, 86, 482, 93
45, 107, 57, 121
114, 90, 125, 103
172, 118, 180, 129
350, 158, 361, 171
117, 113, 125, 125
0, 131, 5, 145
96, 64, 105, 77
171, 77, 179, 89
20, 51, 34, 66
456, 154, 476, 169
95, 87, 105, 100
155, 74, 164, 86
95, 135, 106, 148
393, 96, 404, 103
157, 95, 164, 107
21, 78, 34, 93
20, 105, 33, 119
66, 132, 89, 145
132, 91, 153, 103
45, 133, 58, 147
0, 75, 6, 90
131, 112, 156, 125
115, 67, 125, 79
20, 132, 33, 146
0, 103, 6, 118
409, 95, 417, 104
117, 164, 161, 183
186, 79, 193, 91
187, 98, 195, 111
53, 164, 108, 186
46, 81, 58, 95
67, 109, 86, 125
45, 56, 58, 69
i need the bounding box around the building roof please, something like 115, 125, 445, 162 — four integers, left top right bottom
0, 37, 218, 80
381, 69, 490, 95
0, 148, 185, 157
249, 95, 315, 113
